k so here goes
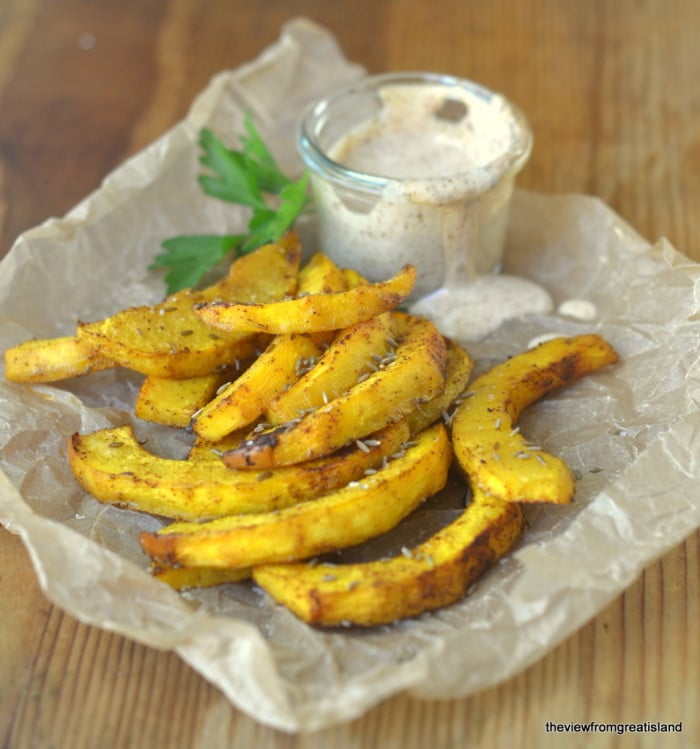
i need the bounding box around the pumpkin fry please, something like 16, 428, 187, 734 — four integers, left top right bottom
194, 263, 416, 334
451, 334, 619, 504
139, 423, 450, 569
265, 312, 394, 425
75, 234, 300, 378
4, 335, 114, 383
152, 564, 251, 590
135, 366, 243, 427
253, 484, 523, 627
68, 420, 410, 521
406, 337, 474, 435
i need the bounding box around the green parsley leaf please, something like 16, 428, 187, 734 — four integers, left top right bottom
240, 112, 291, 194
243, 172, 310, 251
150, 234, 245, 292
151, 116, 312, 294
197, 128, 265, 209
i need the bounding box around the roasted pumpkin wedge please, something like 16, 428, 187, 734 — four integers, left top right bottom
68, 420, 410, 521
75, 234, 300, 378
264, 312, 394, 425
406, 337, 474, 435
193, 263, 416, 334
221, 312, 448, 469
139, 423, 450, 569
151, 564, 251, 590
253, 484, 523, 627
451, 334, 619, 504
4, 335, 114, 383
134, 367, 243, 427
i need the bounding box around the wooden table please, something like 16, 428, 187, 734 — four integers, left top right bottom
1, 2, 698, 747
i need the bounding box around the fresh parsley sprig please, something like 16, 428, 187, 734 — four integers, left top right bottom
150, 114, 310, 294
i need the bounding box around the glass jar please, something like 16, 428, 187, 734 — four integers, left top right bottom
298, 72, 533, 299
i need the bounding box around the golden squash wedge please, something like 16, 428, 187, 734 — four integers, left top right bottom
134, 366, 244, 427
193, 263, 416, 334
264, 312, 394, 425
253, 484, 523, 626
341, 267, 367, 289
4, 335, 114, 383
221, 312, 448, 469
139, 423, 450, 569
75, 234, 300, 378
151, 564, 251, 590
406, 337, 474, 435
67, 420, 410, 521
451, 334, 619, 504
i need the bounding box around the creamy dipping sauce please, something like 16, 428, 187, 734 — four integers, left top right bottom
299, 73, 543, 340
330, 85, 513, 185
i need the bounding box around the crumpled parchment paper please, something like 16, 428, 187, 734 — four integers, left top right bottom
1, 18, 699, 733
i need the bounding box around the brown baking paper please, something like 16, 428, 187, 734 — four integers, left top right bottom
1, 19, 698, 732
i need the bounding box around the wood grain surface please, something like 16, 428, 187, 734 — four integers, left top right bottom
1, 1, 698, 747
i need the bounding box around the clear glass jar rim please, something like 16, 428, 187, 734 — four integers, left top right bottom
298, 71, 533, 195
